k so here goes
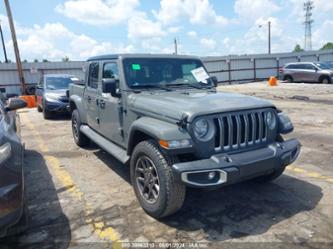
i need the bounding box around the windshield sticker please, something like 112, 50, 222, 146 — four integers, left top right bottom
191, 67, 210, 84
132, 64, 141, 70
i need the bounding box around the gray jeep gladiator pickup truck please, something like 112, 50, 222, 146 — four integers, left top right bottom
69, 54, 300, 218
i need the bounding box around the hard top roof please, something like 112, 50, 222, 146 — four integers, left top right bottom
87, 53, 200, 61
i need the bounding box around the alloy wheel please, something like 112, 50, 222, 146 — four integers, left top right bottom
72, 118, 79, 139
135, 155, 160, 204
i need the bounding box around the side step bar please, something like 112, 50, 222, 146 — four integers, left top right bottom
80, 125, 129, 164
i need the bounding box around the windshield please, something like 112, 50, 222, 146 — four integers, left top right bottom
314, 63, 332, 70
123, 58, 212, 88
45, 77, 76, 90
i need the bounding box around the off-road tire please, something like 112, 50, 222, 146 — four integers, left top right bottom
71, 109, 89, 147
37, 105, 42, 112
130, 140, 186, 218
284, 75, 293, 83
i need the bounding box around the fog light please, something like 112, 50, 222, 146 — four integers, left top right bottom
208, 172, 216, 180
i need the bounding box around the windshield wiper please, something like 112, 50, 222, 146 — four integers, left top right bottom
163, 82, 213, 90
133, 84, 172, 91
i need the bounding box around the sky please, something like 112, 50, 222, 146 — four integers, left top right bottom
0, 0, 332, 61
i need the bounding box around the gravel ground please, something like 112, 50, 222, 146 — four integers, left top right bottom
0, 82, 332, 249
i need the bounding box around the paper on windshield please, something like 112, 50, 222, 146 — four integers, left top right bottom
191, 67, 210, 84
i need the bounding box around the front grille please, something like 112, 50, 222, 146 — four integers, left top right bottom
213, 109, 271, 152
58, 96, 69, 103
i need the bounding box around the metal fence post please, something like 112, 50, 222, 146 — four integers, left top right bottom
276, 58, 279, 77
227, 60, 231, 84
253, 58, 256, 81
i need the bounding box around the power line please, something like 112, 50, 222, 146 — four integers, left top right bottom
304, 0, 314, 51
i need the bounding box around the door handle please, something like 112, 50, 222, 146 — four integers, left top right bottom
87, 96, 92, 103
99, 100, 106, 109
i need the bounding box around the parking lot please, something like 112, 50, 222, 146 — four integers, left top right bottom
0, 82, 332, 249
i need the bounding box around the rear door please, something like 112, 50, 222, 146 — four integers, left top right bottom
85, 62, 100, 132
98, 61, 124, 146
291, 64, 305, 82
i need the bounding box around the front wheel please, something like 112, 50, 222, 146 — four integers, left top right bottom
130, 140, 186, 218
320, 76, 331, 84
71, 109, 89, 147
43, 108, 52, 119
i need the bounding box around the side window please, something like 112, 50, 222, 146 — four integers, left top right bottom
88, 62, 99, 89
305, 64, 316, 70
286, 64, 296, 69
103, 63, 119, 79
295, 64, 305, 69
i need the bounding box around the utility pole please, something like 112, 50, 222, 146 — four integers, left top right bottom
259, 21, 271, 54
174, 38, 178, 55
268, 21, 271, 54
4, 0, 26, 94
0, 20, 8, 63
304, 1, 314, 51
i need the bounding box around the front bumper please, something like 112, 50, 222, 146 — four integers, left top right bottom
172, 139, 301, 187
44, 100, 69, 113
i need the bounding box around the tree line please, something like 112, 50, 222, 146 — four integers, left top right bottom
293, 42, 333, 52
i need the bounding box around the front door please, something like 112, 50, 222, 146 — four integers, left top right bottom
301, 63, 318, 82
98, 61, 124, 146
85, 62, 100, 132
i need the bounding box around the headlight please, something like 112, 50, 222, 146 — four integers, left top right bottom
266, 111, 277, 130
45, 94, 60, 102
193, 118, 215, 142
278, 113, 294, 134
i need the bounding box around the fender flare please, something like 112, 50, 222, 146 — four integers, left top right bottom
127, 117, 191, 155
69, 95, 87, 124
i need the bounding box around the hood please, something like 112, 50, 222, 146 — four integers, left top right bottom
128, 90, 275, 122
45, 89, 67, 98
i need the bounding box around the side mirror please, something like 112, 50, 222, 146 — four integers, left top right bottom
5, 98, 27, 112
102, 79, 120, 97
211, 76, 218, 87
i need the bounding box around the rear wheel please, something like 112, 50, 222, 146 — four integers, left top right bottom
284, 75, 293, 83
130, 140, 186, 218
71, 109, 89, 147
